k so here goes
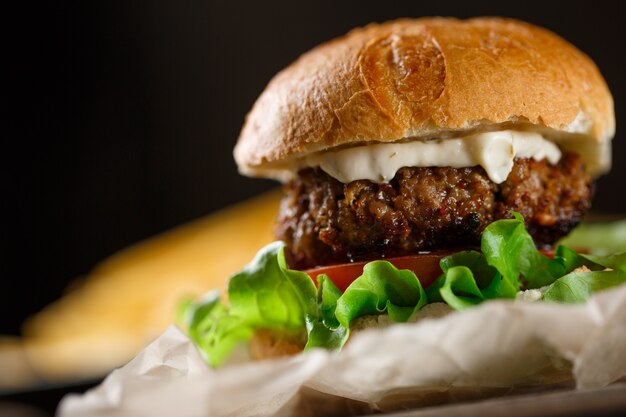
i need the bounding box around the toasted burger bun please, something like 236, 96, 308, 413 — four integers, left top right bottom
234, 17, 614, 180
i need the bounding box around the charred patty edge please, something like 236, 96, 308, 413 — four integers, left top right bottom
276, 153, 593, 269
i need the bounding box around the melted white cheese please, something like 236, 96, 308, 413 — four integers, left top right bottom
304, 130, 561, 184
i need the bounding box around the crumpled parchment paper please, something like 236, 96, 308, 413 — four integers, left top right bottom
58, 284, 626, 417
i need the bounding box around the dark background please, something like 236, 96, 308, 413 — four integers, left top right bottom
2, 1, 625, 335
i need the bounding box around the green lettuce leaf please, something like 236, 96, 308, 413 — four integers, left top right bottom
481, 212, 565, 289
178, 292, 254, 366
554, 245, 604, 274
436, 266, 484, 309
543, 270, 626, 303
558, 219, 626, 255
228, 241, 317, 329
554, 245, 626, 274
584, 252, 626, 274
428, 251, 509, 309
305, 275, 347, 350
308, 262, 429, 349
334, 261, 427, 328
179, 242, 319, 366
428, 213, 565, 309
439, 251, 498, 289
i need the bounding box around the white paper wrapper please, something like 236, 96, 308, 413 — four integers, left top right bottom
59, 285, 626, 417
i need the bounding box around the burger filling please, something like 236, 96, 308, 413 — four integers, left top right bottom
277, 153, 593, 269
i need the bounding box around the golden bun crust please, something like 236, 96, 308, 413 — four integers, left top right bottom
234, 17, 614, 179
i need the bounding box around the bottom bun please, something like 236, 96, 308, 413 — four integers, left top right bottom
250, 329, 307, 360
250, 303, 454, 361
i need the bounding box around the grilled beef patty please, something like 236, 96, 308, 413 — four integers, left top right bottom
276, 153, 593, 269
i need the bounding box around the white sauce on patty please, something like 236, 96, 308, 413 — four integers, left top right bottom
303, 130, 562, 184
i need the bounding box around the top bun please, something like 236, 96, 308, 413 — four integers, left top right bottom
234, 17, 614, 180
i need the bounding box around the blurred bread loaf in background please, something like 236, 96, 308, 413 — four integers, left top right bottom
2, 190, 279, 386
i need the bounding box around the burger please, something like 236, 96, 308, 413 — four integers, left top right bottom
179, 17, 622, 367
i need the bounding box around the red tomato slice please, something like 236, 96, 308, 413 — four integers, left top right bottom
304, 252, 452, 292
305, 248, 561, 293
